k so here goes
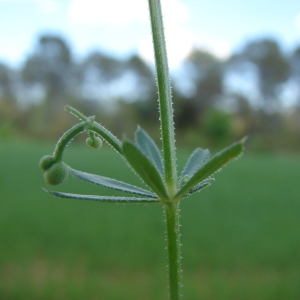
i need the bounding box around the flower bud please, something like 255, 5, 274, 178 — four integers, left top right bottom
86, 136, 102, 149
44, 161, 69, 186
39, 155, 55, 171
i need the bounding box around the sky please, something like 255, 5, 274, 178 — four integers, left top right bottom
0, 0, 300, 69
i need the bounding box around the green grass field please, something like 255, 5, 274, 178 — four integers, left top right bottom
1, 140, 300, 299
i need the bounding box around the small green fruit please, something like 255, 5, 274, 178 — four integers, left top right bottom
86, 136, 102, 149
39, 155, 55, 171
44, 161, 69, 186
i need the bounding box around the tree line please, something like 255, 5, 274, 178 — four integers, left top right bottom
1, 34, 300, 151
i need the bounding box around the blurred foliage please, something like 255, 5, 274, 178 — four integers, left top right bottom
1, 33, 300, 151
202, 110, 232, 146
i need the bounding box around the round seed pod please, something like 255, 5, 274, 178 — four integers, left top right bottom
86, 136, 102, 149
44, 161, 69, 186
39, 155, 55, 171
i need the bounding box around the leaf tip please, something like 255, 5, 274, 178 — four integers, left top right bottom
240, 136, 248, 145
236, 136, 248, 157
42, 188, 50, 194
64, 105, 71, 111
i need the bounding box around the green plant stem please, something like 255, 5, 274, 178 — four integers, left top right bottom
164, 202, 182, 300
65, 105, 88, 121
53, 118, 122, 162
53, 123, 86, 161
148, 1, 181, 298
91, 123, 122, 154
148, 0, 177, 196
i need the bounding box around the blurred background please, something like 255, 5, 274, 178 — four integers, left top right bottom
0, 0, 300, 299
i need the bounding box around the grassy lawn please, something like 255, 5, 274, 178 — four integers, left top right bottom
0, 140, 300, 299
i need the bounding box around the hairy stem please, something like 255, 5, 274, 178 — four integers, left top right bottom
65, 105, 88, 121
164, 202, 182, 300
52, 116, 122, 162
148, 0, 177, 196
53, 123, 86, 161
91, 123, 122, 154
65, 105, 122, 154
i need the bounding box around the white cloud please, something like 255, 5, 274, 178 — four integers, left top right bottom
68, 0, 194, 68
137, 2, 230, 68
69, 0, 148, 25
68, 0, 230, 66
194, 39, 231, 60
139, 27, 194, 69
138, 0, 193, 68
68, 0, 188, 26
161, 0, 188, 25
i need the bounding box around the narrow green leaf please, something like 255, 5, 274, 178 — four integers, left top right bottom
135, 126, 164, 175
180, 148, 210, 180
70, 168, 157, 198
176, 138, 245, 199
46, 190, 160, 203
122, 140, 169, 199
186, 178, 215, 196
